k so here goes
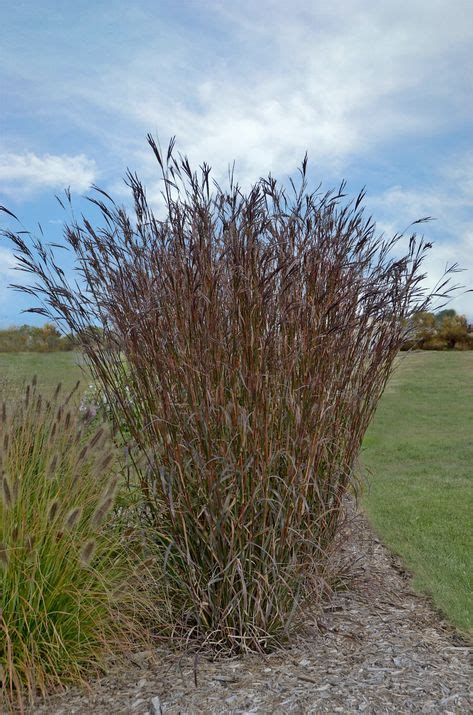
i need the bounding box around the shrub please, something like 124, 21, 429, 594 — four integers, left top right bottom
0, 324, 74, 353
0, 381, 148, 708
2, 138, 454, 652
410, 310, 437, 348
437, 313, 470, 349
401, 309, 472, 350
421, 337, 448, 350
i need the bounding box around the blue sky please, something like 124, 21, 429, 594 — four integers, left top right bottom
1, 0, 472, 326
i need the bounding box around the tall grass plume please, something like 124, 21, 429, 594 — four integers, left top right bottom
2, 137, 456, 652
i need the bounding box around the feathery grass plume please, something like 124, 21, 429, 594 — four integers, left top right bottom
0, 543, 8, 569
47, 454, 58, 476
77, 444, 88, 463
64, 506, 82, 530
1, 136, 459, 652
1, 475, 12, 508
49, 421, 57, 441
65, 380, 81, 405
103, 475, 119, 498
79, 539, 96, 567
0, 383, 150, 709
48, 500, 59, 521
89, 427, 105, 449
101, 453, 114, 471
91, 497, 113, 528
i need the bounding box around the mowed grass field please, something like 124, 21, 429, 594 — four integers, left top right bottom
0, 351, 87, 397
0, 350, 471, 635
363, 351, 472, 636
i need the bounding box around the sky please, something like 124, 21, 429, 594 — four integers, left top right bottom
0, 0, 472, 326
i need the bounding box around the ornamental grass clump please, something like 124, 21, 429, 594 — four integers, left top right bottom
2, 137, 454, 652
0, 382, 148, 708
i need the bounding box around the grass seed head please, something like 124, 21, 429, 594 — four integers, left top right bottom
64, 507, 82, 530
91, 497, 114, 528
47, 454, 58, 476
79, 539, 96, 567
0, 543, 8, 569
48, 500, 59, 521
1, 474, 12, 507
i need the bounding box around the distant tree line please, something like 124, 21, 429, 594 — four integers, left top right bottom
0, 323, 74, 352
402, 309, 473, 351
1, 313, 471, 353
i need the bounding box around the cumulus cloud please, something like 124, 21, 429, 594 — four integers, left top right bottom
0, 152, 97, 197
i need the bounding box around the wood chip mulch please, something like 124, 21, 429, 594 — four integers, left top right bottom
31, 512, 472, 714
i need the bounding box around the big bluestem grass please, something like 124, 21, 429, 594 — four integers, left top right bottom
0, 382, 150, 709
1, 138, 456, 652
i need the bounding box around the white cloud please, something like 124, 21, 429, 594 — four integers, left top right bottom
2, 1, 469, 189
0, 246, 16, 273
0, 152, 97, 197
0, 1, 471, 195
58, 0, 471, 186
366, 154, 473, 318
0, 1, 472, 320
0, 246, 18, 304
440, 152, 473, 202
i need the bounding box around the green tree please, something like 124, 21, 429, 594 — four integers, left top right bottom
411, 311, 437, 347
435, 308, 457, 326
438, 313, 469, 349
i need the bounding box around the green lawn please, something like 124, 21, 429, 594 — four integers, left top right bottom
0, 351, 87, 397
363, 351, 472, 636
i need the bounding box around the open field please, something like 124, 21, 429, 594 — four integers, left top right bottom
0, 350, 471, 635
363, 351, 472, 635
0, 351, 87, 396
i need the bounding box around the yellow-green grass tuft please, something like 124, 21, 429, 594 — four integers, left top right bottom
0, 382, 150, 709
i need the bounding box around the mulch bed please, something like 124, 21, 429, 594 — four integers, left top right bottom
31, 512, 471, 714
